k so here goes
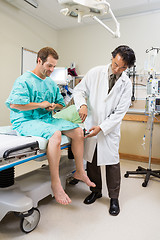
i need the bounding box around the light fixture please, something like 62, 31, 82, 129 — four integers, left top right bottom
58, 0, 120, 38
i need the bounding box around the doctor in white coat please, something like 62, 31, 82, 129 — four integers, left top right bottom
73, 45, 136, 216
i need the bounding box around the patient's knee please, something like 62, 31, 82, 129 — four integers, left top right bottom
73, 127, 84, 139
49, 131, 62, 146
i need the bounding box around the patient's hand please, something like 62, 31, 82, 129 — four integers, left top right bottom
40, 101, 52, 109
46, 103, 57, 111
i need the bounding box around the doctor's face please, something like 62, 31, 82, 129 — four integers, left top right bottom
111, 54, 127, 75
38, 55, 57, 79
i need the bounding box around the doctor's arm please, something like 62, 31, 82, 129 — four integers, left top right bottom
73, 76, 89, 122
79, 105, 88, 122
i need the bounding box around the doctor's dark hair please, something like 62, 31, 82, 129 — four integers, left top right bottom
37, 47, 59, 64
112, 45, 136, 68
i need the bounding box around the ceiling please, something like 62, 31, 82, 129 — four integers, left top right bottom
4, 0, 160, 30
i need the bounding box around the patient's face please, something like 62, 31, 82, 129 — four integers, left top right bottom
38, 55, 57, 79
111, 54, 127, 75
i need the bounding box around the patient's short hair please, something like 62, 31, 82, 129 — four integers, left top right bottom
37, 47, 59, 64
112, 45, 136, 68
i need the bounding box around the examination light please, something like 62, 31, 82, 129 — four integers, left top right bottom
58, 0, 120, 38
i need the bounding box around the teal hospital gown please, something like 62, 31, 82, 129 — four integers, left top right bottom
6, 71, 79, 140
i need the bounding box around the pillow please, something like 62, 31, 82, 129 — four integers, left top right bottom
54, 105, 82, 124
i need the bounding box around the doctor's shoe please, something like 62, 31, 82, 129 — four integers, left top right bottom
109, 198, 120, 216
83, 192, 102, 204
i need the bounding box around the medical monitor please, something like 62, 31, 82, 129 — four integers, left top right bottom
50, 67, 68, 85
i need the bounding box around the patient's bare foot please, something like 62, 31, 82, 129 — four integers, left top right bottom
74, 171, 96, 188
51, 184, 71, 205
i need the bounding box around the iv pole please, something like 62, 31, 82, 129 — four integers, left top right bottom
124, 47, 160, 187
133, 110, 155, 187
124, 100, 160, 187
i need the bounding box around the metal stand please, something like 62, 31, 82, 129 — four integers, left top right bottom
124, 111, 160, 187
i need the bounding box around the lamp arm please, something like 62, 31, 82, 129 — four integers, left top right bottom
93, 0, 120, 38
92, 14, 120, 38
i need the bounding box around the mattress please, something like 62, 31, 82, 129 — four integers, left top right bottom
0, 126, 71, 160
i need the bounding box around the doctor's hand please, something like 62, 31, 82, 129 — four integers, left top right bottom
79, 105, 88, 123
85, 126, 101, 138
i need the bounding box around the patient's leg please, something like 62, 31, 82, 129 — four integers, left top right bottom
47, 131, 71, 205
62, 128, 96, 188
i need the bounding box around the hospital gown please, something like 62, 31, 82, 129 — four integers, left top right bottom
6, 71, 79, 139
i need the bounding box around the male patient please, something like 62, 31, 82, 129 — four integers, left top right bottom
6, 47, 95, 205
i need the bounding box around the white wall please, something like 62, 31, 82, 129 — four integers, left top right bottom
57, 11, 160, 75
0, 0, 58, 125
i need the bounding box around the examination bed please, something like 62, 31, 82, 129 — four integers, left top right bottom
0, 125, 76, 233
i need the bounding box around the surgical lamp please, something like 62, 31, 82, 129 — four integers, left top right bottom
58, 0, 120, 38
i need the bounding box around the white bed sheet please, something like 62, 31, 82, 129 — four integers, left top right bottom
0, 126, 71, 159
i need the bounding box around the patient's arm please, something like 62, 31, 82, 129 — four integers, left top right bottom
10, 102, 63, 111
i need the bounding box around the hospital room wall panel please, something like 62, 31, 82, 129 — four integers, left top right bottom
57, 11, 160, 75
0, 0, 58, 126
119, 120, 160, 164
57, 21, 115, 75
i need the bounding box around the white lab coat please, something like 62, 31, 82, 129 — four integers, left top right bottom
73, 64, 132, 166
